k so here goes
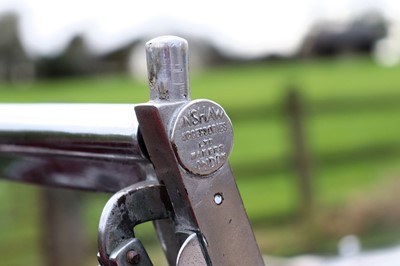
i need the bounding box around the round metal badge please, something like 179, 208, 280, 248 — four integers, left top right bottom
171, 100, 233, 176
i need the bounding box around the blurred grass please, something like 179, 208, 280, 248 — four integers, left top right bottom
0, 55, 400, 264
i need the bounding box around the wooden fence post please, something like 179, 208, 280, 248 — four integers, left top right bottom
286, 87, 314, 215
40, 188, 88, 266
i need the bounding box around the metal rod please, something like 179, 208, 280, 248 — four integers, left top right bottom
146, 35, 191, 102
0, 104, 153, 192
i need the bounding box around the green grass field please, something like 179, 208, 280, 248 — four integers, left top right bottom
1, 55, 400, 264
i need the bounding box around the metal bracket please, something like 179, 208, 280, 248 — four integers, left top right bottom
97, 180, 172, 266
98, 36, 265, 266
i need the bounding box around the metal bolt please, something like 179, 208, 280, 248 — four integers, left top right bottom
126, 250, 140, 265
145, 35, 191, 102
214, 193, 224, 205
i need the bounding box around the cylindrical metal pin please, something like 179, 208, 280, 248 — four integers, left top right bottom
145, 36, 191, 102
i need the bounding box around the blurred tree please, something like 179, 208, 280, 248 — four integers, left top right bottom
0, 13, 35, 83
300, 10, 387, 57
36, 35, 101, 78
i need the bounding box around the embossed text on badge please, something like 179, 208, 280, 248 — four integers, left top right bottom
171, 100, 233, 176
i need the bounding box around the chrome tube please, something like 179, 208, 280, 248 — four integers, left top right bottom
0, 104, 153, 192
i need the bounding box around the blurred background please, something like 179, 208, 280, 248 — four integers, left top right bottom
0, 0, 400, 265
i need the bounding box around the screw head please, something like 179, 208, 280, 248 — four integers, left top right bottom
126, 250, 140, 265
214, 193, 224, 205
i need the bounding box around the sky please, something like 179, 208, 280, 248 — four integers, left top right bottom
0, 0, 399, 59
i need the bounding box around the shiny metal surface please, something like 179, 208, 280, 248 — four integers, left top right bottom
152, 219, 182, 266
136, 104, 264, 265
0, 104, 152, 192
176, 233, 207, 266
98, 180, 170, 266
135, 35, 265, 265
145, 36, 190, 102
171, 99, 234, 175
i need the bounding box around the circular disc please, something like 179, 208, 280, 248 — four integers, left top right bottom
171, 100, 233, 176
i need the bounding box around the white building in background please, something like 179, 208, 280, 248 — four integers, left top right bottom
373, 22, 400, 67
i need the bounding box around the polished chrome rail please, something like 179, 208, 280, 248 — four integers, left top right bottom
0, 104, 153, 192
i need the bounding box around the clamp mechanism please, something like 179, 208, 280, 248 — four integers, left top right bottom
97, 36, 265, 266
